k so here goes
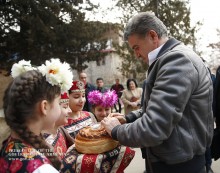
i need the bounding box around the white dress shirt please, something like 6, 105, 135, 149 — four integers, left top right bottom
148, 44, 165, 66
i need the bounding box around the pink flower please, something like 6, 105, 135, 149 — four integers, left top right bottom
26, 159, 43, 173
9, 159, 23, 173
0, 157, 9, 173
88, 90, 118, 107
88, 90, 103, 105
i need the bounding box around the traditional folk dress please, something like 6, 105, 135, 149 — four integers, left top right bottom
62, 84, 135, 172
60, 145, 135, 173
64, 80, 97, 138
64, 111, 96, 138
42, 92, 74, 160
42, 128, 68, 160
0, 136, 58, 173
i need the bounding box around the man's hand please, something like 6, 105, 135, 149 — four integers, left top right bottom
101, 117, 121, 136
108, 113, 127, 124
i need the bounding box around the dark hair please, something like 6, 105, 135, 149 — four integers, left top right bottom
96, 77, 103, 81
3, 70, 61, 169
126, 79, 138, 90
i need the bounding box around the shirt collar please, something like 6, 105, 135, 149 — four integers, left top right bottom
148, 44, 165, 66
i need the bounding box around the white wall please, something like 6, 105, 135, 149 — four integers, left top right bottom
72, 52, 126, 87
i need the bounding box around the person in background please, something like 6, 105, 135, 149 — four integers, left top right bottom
121, 78, 143, 115
101, 12, 213, 173
210, 65, 220, 167
64, 80, 96, 138
111, 78, 124, 113
79, 72, 96, 112
96, 77, 108, 93
0, 58, 73, 172
42, 92, 74, 160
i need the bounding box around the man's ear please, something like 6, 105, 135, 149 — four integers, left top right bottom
40, 100, 49, 116
148, 30, 158, 41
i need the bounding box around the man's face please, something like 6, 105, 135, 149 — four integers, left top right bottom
97, 80, 104, 88
79, 73, 87, 85
127, 32, 157, 64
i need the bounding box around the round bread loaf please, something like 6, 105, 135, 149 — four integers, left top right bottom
75, 124, 119, 154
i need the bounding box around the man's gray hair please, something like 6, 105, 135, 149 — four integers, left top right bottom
124, 11, 168, 41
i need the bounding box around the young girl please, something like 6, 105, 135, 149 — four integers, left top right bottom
42, 92, 74, 160
64, 80, 96, 138
61, 90, 135, 173
0, 58, 73, 172
88, 90, 118, 122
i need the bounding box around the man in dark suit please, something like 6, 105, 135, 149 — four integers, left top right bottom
111, 78, 124, 113
79, 72, 96, 112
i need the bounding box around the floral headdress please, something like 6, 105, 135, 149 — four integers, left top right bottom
11, 60, 36, 78
88, 90, 118, 107
38, 58, 73, 93
11, 59, 73, 94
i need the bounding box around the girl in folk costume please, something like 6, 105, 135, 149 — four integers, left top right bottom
0, 59, 73, 173
64, 80, 97, 138
42, 92, 74, 160
88, 90, 118, 122
61, 90, 135, 173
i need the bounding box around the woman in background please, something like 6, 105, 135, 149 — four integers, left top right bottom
121, 79, 143, 114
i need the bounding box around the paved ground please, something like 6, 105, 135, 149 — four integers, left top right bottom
125, 148, 220, 173
124, 148, 145, 173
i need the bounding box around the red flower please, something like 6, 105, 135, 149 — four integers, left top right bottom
0, 157, 9, 173
9, 159, 23, 173
26, 159, 43, 173
5, 141, 14, 153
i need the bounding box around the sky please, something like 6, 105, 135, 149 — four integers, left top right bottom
189, 0, 220, 65
190, 0, 220, 49
89, 0, 220, 61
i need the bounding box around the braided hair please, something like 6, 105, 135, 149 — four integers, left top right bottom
3, 70, 61, 170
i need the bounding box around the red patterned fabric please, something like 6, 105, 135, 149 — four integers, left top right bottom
0, 136, 51, 173
60, 92, 69, 103
81, 154, 98, 172
64, 111, 94, 138
43, 129, 68, 159
53, 133, 67, 159
70, 80, 85, 92
60, 145, 135, 173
